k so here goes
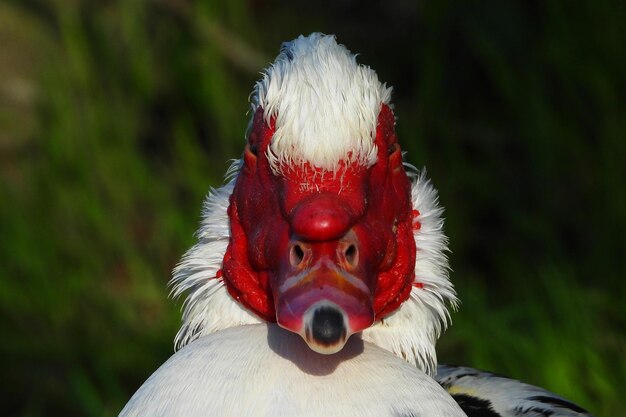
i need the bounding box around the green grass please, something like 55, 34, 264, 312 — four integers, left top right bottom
0, 1, 624, 416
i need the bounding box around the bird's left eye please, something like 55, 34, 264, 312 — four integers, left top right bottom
249, 143, 258, 156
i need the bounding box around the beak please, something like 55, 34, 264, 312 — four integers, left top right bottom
274, 263, 374, 354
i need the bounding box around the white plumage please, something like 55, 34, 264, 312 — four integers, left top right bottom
120, 325, 465, 417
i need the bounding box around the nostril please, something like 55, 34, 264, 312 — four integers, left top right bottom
290, 244, 305, 267
344, 244, 358, 268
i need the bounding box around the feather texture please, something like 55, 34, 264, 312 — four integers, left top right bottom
120, 324, 466, 417
251, 33, 391, 173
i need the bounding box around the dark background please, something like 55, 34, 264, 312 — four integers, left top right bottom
1, 0, 624, 415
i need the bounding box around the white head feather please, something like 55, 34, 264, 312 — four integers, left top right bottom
170, 34, 458, 376
251, 33, 392, 173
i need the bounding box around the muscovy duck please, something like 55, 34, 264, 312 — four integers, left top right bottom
119, 33, 593, 417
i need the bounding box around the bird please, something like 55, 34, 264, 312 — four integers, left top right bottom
119, 33, 593, 417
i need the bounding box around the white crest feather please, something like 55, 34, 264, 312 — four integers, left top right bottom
251, 33, 392, 173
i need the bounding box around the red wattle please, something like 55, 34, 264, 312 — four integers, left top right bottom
222, 104, 417, 324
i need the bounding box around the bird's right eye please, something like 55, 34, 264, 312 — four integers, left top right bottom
244, 144, 258, 169
245, 143, 258, 158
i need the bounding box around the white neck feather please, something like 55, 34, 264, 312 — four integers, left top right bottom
251, 33, 392, 173
170, 164, 458, 376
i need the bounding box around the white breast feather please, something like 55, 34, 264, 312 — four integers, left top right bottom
120, 324, 466, 417
251, 33, 392, 173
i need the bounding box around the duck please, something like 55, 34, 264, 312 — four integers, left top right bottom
119, 33, 593, 417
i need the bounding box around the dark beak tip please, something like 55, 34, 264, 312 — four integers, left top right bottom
309, 306, 347, 346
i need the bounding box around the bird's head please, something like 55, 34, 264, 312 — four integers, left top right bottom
225, 98, 413, 354
172, 34, 457, 374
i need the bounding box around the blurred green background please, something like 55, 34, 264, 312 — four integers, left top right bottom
1, 0, 624, 415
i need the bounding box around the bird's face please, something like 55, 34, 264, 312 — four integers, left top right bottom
222, 105, 417, 354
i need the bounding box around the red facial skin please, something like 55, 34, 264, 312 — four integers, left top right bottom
222, 104, 415, 338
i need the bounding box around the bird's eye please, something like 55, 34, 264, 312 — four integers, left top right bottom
388, 143, 399, 155
244, 143, 258, 161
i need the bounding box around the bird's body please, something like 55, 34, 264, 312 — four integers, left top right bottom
120, 324, 465, 417
119, 33, 593, 417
